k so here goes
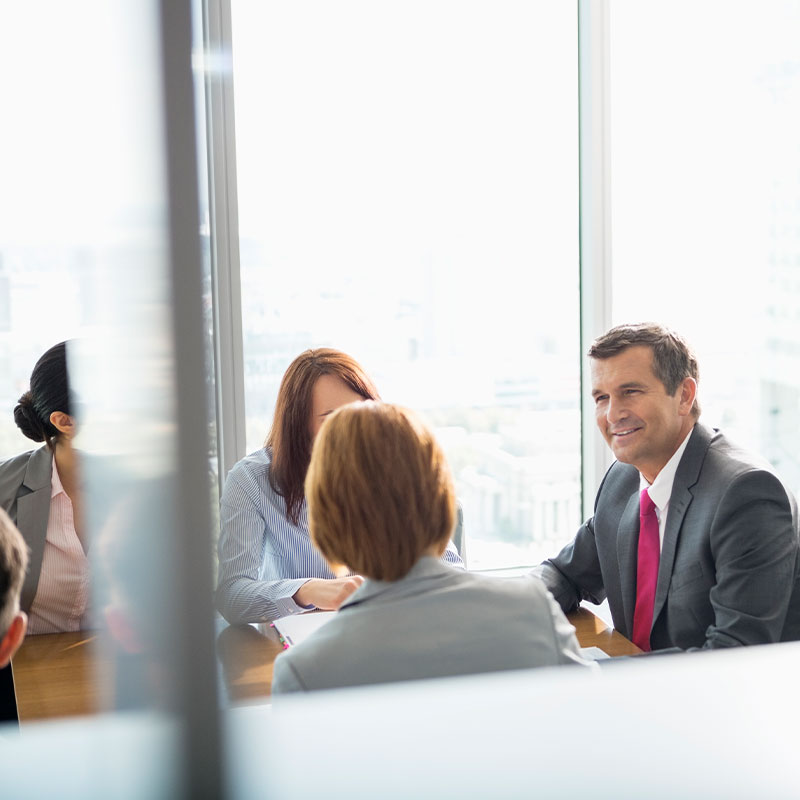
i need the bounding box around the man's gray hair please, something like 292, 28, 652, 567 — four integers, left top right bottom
588, 322, 701, 418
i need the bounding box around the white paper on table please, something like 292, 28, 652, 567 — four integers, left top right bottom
579, 646, 610, 661
271, 610, 337, 647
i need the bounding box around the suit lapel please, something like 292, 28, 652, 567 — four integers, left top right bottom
651, 424, 712, 627
18, 448, 53, 614
616, 489, 642, 638
652, 485, 692, 625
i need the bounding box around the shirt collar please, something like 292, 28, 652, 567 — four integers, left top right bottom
639, 425, 695, 511
51, 454, 66, 499
340, 556, 450, 608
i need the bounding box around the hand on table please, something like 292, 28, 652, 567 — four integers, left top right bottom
293, 576, 364, 611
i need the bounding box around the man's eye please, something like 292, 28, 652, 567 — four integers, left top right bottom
594, 395, 608, 404
624, 389, 640, 395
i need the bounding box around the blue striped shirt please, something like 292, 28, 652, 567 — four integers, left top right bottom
216, 448, 465, 624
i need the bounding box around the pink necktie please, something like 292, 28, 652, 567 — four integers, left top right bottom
632, 488, 659, 651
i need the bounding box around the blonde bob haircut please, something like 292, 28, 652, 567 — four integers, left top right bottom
305, 402, 456, 582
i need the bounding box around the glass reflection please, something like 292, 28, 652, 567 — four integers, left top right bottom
0, 0, 189, 783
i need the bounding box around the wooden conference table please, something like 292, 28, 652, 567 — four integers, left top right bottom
11, 607, 641, 722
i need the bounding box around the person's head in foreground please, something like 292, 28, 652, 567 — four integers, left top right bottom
305, 401, 455, 582
267, 348, 380, 524
0, 508, 28, 667
589, 322, 700, 483
272, 401, 587, 694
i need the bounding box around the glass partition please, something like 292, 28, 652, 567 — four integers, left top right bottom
2, 2, 221, 796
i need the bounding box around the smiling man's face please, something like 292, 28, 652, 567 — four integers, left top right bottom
591, 345, 696, 483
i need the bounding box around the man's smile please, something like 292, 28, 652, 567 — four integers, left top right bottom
610, 427, 642, 438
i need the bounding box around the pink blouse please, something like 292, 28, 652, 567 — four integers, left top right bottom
26, 457, 90, 635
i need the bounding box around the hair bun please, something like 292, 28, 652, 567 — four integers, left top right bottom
13, 391, 45, 442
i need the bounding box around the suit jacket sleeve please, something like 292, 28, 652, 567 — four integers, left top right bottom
534, 579, 596, 667
532, 464, 618, 614
532, 517, 608, 614
702, 468, 798, 648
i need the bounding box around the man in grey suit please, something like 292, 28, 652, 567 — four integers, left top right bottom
535, 323, 800, 652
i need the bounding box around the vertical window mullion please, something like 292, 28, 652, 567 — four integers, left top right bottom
578, 0, 613, 520
203, 0, 247, 494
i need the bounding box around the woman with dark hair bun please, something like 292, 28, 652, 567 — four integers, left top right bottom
0, 342, 89, 634
215, 348, 464, 625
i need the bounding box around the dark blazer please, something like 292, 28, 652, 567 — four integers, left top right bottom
535, 423, 800, 650
0, 446, 52, 614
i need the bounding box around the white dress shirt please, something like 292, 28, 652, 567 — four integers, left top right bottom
639, 428, 694, 551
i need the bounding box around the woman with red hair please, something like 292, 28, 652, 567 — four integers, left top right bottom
215, 349, 463, 624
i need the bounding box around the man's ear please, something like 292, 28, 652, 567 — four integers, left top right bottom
678, 377, 697, 416
49, 411, 76, 437
0, 612, 27, 668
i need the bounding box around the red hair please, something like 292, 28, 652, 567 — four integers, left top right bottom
266, 349, 380, 524
306, 402, 456, 581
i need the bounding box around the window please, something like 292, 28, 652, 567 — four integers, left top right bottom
2, 4, 220, 793
611, 0, 800, 493
0, 5, 138, 457
230, 0, 580, 568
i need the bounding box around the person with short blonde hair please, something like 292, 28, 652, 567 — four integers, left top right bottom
272, 402, 589, 694
0, 508, 28, 667
306, 402, 455, 582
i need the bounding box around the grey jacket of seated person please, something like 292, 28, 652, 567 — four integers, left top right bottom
0, 446, 53, 614
271, 556, 591, 694
533, 423, 800, 651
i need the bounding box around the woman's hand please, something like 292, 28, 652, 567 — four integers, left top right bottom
293, 576, 364, 610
